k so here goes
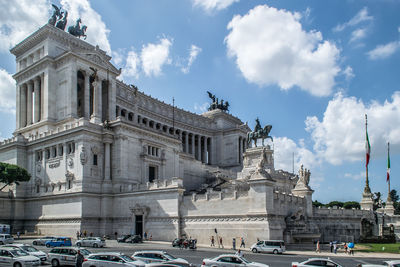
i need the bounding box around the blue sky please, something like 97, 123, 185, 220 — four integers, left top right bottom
1, 0, 400, 203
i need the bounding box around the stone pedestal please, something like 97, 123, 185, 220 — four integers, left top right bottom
360, 192, 374, 211
385, 200, 395, 216
240, 146, 274, 180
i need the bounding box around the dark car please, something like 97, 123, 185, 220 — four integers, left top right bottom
172, 238, 184, 247
126, 235, 142, 243
117, 235, 132, 243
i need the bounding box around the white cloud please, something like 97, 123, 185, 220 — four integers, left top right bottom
367, 41, 400, 60
305, 92, 400, 165
121, 49, 140, 80
141, 38, 172, 77
0, 69, 16, 114
225, 5, 340, 97
194, 102, 208, 113
343, 66, 355, 80
334, 7, 373, 32
193, 0, 239, 12
0, 0, 50, 52
61, 0, 111, 54
344, 172, 364, 180
274, 137, 317, 172
350, 28, 367, 43
181, 45, 202, 74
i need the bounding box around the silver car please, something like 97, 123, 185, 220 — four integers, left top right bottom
0, 246, 40, 266
201, 254, 269, 267
32, 237, 55, 246
292, 258, 342, 267
47, 247, 91, 267
132, 251, 190, 266
83, 252, 145, 267
75, 237, 106, 248
2, 244, 47, 264
0, 234, 14, 245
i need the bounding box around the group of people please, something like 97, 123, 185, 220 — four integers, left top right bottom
76, 230, 93, 239
315, 240, 354, 255
210, 236, 246, 250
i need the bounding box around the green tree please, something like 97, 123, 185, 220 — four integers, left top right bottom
327, 201, 344, 208
390, 189, 400, 214
313, 200, 325, 207
373, 192, 382, 211
0, 162, 31, 191
343, 201, 360, 209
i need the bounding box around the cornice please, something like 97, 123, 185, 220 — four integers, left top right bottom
13, 56, 55, 83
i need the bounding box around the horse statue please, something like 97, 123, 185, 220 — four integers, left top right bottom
56, 11, 68, 31
247, 118, 273, 147
48, 4, 63, 26
68, 18, 87, 39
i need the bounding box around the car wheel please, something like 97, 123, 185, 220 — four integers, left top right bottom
76, 243, 81, 247
46, 244, 50, 248
93, 243, 98, 248
51, 259, 60, 267
252, 248, 258, 253
13, 262, 22, 267
33, 241, 37, 245
273, 249, 278, 254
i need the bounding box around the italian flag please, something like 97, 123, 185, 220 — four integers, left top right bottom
365, 129, 371, 167
387, 143, 390, 182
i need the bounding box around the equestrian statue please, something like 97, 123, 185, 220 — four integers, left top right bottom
247, 118, 273, 147
68, 18, 87, 39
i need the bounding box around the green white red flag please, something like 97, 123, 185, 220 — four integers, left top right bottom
387, 143, 390, 182
365, 129, 371, 167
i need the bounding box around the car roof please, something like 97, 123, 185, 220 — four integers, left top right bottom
2, 243, 31, 247
215, 254, 239, 257
89, 252, 126, 256
304, 258, 337, 262
386, 261, 400, 264
51, 246, 81, 249
134, 250, 166, 254
0, 246, 21, 251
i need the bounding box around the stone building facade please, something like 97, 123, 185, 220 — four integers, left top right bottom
0, 24, 396, 245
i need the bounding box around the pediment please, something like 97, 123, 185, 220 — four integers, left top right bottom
78, 51, 120, 75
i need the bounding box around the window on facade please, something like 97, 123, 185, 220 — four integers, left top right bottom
51, 146, 57, 158
36, 185, 40, 193
67, 143, 75, 154
46, 149, 50, 159
93, 154, 98, 166
67, 180, 72, 190
58, 145, 63, 156
147, 146, 160, 157
149, 166, 156, 183
58, 184, 62, 191
36, 151, 42, 161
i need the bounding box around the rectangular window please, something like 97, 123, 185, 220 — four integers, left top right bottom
149, 166, 156, 183
93, 154, 98, 166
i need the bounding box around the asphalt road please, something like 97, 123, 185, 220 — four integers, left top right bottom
16, 239, 397, 267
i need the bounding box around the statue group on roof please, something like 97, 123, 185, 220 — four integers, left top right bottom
207, 91, 229, 112
48, 3, 87, 39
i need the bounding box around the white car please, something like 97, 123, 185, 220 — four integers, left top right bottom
132, 251, 190, 266
47, 247, 91, 266
0, 246, 40, 266
201, 254, 269, 267
0, 234, 14, 245
32, 237, 55, 246
75, 237, 106, 248
386, 261, 400, 267
292, 258, 342, 267
83, 252, 145, 267
2, 244, 47, 264
250, 240, 285, 254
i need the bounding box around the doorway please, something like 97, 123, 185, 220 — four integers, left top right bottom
135, 215, 143, 236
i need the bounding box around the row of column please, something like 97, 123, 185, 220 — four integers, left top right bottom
238, 136, 246, 164
180, 132, 211, 164
19, 75, 43, 128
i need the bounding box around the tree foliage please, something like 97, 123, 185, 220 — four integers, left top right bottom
343, 201, 360, 209
373, 192, 382, 211
313, 200, 360, 209
390, 189, 400, 215
0, 162, 31, 191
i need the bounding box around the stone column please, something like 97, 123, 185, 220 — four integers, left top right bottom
90, 78, 102, 124
185, 132, 189, 154
84, 72, 90, 119
208, 137, 212, 165
40, 74, 44, 120
104, 142, 111, 180
202, 136, 207, 163
34, 77, 41, 123
191, 133, 195, 156
26, 81, 33, 125
196, 135, 201, 161
19, 84, 27, 128
239, 137, 243, 164
109, 78, 116, 121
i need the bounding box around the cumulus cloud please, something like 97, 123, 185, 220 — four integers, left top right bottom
141, 38, 172, 77
193, 0, 240, 12
0, 69, 16, 114
225, 5, 340, 97
0, 0, 50, 52
350, 28, 367, 43
367, 41, 400, 60
121, 49, 140, 80
61, 0, 111, 54
333, 7, 373, 32
305, 92, 400, 165
343, 66, 355, 80
274, 137, 317, 172
181, 45, 202, 74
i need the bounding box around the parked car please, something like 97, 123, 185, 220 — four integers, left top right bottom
292, 258, 342, 267
132, 251, 190, 266
47, 247, 91, 267
386, 261, 400, 267
0, 246, 40, 266
32, 237, 55, 246
45, 237, 72, 248
201, 254, 269, 267
250, 240, 285, 254
117, 235, 132, 243
3, 243, 47, 264
146, 264, 182, 267
0, 234, 14, 245
75, 237, 105, 248
125, 235, 142, 243
171, 238, 184, 247
82, 252, 146, 267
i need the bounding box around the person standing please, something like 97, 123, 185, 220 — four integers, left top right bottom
220, 236, 224, 248
333, 242, 337, 254
17, 232, 20, 239
210, 236, 215, 247
329, 241, 333, 253
232, 238, 236, 250
76, 231, 80, 240
240, 237, 245, 248
75, 250, 84, 267
315, 240, 320, 253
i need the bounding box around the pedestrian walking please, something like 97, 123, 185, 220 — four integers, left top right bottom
75, 250, 84, 267
333, 242, 337, 254
220, 236, 224, 248
315, 240, 320, 253
17, 232, 20, 239
344, 242, 348, 254
329, 241, 333, 253
144, 232, 147, 240
232, 238, 236, 250
76, 231, 80, 240
240, 237, 245, 248
210, 236, 215, 247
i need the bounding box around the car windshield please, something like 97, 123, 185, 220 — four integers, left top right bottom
163, 252, 177, 260
239, 257, 251, 264
79, 249, 91, 255
21, 246, 39, 252
120, 255, 134, 262
10, 249, 29, 256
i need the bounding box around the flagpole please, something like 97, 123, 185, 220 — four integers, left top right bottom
364, 114, 371, 195
387, 142, 392, 201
